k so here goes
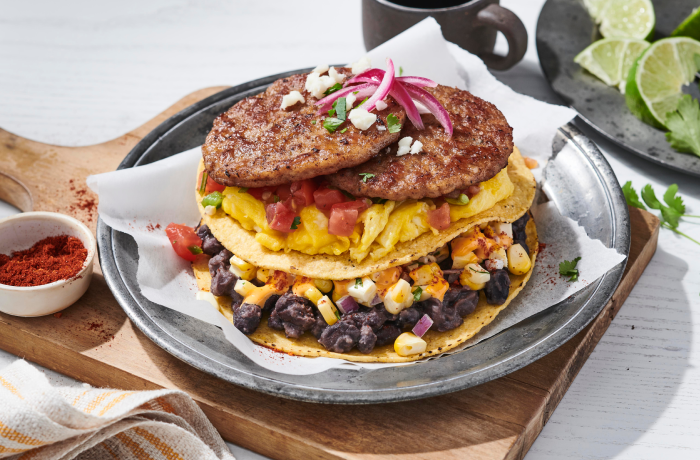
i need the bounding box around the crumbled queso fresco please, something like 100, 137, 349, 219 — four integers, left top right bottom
375, 100, 388, 111
348, 108, 377, 130
351, 56, 371, 75
305, 66, 345, 99
396, 137, 423, 156
280, 90, 305, 109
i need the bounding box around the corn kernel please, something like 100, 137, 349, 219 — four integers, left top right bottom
317, 295, 339, 325
256, 267, 271, 284
394, 332, 427, 356
460, 263, 490, 291
452, 251, 480, 269
384, 279, 413, 314
490, 222, 513, 239
332, 279, 354, 302
304, 286, 324, 305
409, 263, 442, 285
507, 244, 531, 275
229, 255, 256, 281
314, 279, 333, 293
425, 278, 449, 302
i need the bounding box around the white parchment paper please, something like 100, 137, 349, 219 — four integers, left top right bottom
88, 18, 625, 374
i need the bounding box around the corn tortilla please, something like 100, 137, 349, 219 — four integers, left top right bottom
198, 148, 536, 280
192, 218, 537, 363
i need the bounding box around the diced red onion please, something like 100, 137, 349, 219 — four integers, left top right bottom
344, 68, 385, 87
370, 294, 382, 306
336, 295, 359, 315
389, 82, 424, 130
315, 83, 376, 113
401, 82, 453, 137
362, 58, 395, 113
396, 76, 437, 87
412, 314, 434, 338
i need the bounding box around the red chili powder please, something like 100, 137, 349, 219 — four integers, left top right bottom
0, 235, 87, 287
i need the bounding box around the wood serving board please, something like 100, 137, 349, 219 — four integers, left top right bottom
0, 88, 659, 460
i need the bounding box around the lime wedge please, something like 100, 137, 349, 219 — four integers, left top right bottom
625, 37, 700, 128
671, 7, 700, 41
575, 38, 649, 91
598, 0, 655, 40
583, 0, 611, 21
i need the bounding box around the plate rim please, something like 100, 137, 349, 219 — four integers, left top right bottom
97, 70, 630, 404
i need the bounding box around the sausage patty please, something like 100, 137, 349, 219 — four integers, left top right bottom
202, 71, 407, 188
326, 85, 513, 200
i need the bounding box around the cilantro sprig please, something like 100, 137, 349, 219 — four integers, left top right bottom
323, 117, 344, 133
387, 113, 402, 133
324, 83, 343, 96
559, 257, 581, 282
623, 182, 700, 246
412, 286, 422, 302
665, 95, 700, 158
290, 216, 301, 230
359, 173, 375, 183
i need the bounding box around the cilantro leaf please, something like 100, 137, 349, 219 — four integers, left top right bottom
387, 113, 402, 133
324, 83, 343, 96
661, 206, 682, 229
355, 278, 362, 287
663, 184, 685, 215
334, 309, 341, 320
412, 286, 422, 302
641, 184, 662, 210
399, 66, 404, 77
323, 117, 344, 133
665, 95, 700, 157
356, 97, 369, 108
311, 120, 316, 125
359, 173, 375, 182
188, 245, 203, 255
622, 181, 646, 210
238, 187, 249, 194
559, 257, 581, 282
290, 216, 301, 230
336, 97, 347, 121
340, 127, 348, 133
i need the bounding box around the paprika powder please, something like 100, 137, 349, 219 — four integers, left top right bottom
0, 235, 87, 287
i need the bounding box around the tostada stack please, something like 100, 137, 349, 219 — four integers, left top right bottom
165, 58, 538, 362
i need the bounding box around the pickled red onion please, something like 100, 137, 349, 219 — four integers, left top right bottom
336, 295, 359, 315
315, 83, 376, 114
389, 81, 423, 130
401, 82, 453, 137
362, 58, 395, 113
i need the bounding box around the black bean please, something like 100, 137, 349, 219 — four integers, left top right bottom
485, 269, 510, 305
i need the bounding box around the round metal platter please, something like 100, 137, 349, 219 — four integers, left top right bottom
97, 68, 630, 404
537, 0, 700, 178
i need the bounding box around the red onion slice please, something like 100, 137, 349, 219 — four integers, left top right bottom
401, 82, 454, 137
370, 294, 382, 306
315, 83, 377, 114
389, 81, 424, 130
362, 58, 395, 113
412, 314, 434, 338
344, 68, 384, 87
336, 295, 359, 315
396, 76, 437, 88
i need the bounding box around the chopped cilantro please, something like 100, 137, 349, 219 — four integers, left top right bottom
273, 195, 280, 203
665, 95, 700, 158
469, 266, 488, 274
340, 127, 348, 133
238, 187, 248, 193
334, 309, 341, 320
621, 181, 645, 210
399, 66, 404, 77
290, 216, 301, 230
412, 286, 422, 302
336, 97, 347, 121
188, 245, 203, 255
324, 83, 343, 95
323, 117, 344, 133
355, 277, 362, 287
311, 120, 317, 125
372, 197, 388, 205
387, 113, 402, 133
356, 97, 369, 108
559, 257, 581, 282
359, 173, 375, 182
353, 90, 359, 95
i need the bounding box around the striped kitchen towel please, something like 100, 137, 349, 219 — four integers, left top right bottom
0, 360, 235, 460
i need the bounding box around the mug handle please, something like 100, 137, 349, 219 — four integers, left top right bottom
474, 4, 529, 71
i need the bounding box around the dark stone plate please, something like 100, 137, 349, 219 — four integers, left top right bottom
537, 0, 700, 178
97, 69, 630, 404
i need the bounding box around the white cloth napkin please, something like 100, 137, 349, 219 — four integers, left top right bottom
0, 360, 234, 460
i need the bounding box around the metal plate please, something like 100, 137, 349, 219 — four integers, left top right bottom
97, 69, 630, 404
537, 0, 700, 178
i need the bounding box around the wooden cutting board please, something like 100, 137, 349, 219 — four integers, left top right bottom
0, 88, 659, 460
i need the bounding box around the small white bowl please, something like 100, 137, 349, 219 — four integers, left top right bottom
0, 212, 95, 316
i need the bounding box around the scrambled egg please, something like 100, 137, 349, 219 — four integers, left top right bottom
220, 168, 513, 262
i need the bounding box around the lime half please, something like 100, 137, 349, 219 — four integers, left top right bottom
575, 38, 649, 91
626, 37, 700, 128
598, 0, 655, 40
583, 0, 610, 21
671, 7, 700, 41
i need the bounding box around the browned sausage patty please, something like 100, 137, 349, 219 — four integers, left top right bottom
202, 71, 407, 188
326, 85, 513, 201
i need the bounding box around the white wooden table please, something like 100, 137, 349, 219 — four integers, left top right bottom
1, 1, 699, 458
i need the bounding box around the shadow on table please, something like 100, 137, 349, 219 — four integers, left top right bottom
529, 246, 692, 459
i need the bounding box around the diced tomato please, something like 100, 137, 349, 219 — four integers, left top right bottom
196, 171, 226, 194
284, 194, 307, 213
427, 203, 451, 230
247, 186, 276, 202
328, 207, 358, 237
165, 223, 203, 262
331, 198, 371, 214
290, 179, 317, 207
313, 186, 347, 212
265, 202, 298, 233
276, 184, 292, 202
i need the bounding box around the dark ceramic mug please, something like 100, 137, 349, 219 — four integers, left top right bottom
362, 0, 528, 71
